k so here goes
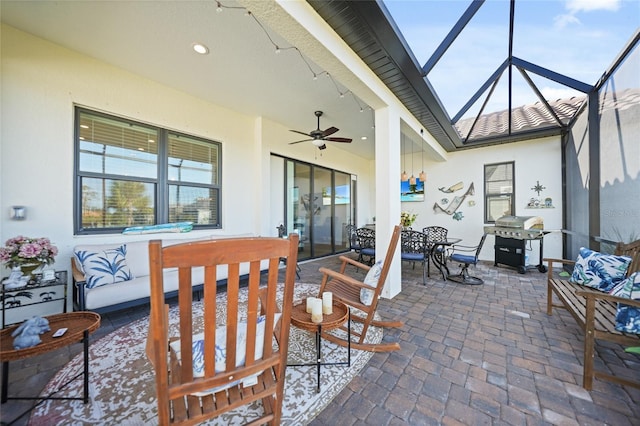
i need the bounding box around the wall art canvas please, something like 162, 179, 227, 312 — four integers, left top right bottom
401, 178, 424, 202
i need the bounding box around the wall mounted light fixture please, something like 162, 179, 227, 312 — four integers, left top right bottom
11, 206, 26, 220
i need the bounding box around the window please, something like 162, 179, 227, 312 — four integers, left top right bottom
484, 161, 514, 223
75, 107, 221, 234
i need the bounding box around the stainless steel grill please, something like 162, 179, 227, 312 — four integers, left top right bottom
484, 215, 548, 274
484, 215, 545, 240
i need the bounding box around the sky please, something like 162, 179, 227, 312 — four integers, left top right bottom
383, 0, 639, 119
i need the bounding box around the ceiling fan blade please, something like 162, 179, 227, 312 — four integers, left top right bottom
289, 129, 312, 137
289, 139, 313, 145
325, 137, 352, 143
321, 126, 339, 137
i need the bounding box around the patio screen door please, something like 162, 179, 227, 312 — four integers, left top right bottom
284, 159, 353, 260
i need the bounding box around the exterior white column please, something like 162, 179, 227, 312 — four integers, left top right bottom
374, 107, 402, 298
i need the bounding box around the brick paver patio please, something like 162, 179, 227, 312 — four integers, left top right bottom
2, 253, 639, 425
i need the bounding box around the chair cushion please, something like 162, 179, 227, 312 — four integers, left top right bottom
73, 244, 134, 289
169, 314, 281, 395
609, 272, 640, 334
401, 253, 423, 261
360, 260, 383, 306
450, 253, 476, 265
569, 247, 631, 292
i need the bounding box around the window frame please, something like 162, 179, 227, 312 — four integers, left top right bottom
74, 107, 222, 235
484, 161, 515, 223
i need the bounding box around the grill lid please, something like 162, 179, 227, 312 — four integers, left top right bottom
494, 215, 543, 230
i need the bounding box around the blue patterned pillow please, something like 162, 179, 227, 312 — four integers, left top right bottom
569, 247, 631, 292
609, 272, 640, 334
74, 244, 134, 289
169, 314, 280, 395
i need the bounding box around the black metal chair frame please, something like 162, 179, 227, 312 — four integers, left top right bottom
447, 234, 488, 285
400, 229, 428, 285
355, 227, 376, 265
423, 226, 449, 277
277, 224, 301, 278
345, 223, 361, 255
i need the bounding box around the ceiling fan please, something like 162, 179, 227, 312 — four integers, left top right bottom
289, 111, 352, 150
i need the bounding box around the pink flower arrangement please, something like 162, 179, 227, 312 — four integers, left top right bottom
0, 236, 58, 269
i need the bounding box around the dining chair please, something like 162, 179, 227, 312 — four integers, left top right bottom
277, 224, 300, 278
345, 223, 361, 255
355, 227, 376, 265
146, 234, 299, 425
400, 229, 428, 284
448, 234, 487, 285
423, 226, 449, 277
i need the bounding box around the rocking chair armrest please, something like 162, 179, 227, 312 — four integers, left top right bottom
318, 267, 372, 290
337, 255, 371, 272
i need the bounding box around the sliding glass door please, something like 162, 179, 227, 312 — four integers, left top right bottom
283, 157, 354, 260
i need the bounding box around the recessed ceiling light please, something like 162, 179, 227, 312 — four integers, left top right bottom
192, 43, 209, 55
361, 136, 367, 140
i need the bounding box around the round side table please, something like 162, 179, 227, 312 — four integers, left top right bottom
288, 300, 351, 392
0, 312, 101, 424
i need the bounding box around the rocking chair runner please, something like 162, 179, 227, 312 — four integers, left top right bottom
317, 225, 403, 352
146, 234, 299, 425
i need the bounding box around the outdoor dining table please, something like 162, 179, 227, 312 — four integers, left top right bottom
430, 238, 461, 280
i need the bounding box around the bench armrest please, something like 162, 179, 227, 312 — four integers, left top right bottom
576, 289, 640, 308
543, 257, 576, 279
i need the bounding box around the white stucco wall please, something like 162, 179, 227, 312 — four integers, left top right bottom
0, 25, 375, 280
402, 137, 563, 267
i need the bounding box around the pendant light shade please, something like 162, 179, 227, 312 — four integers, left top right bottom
419, 170, 427, 182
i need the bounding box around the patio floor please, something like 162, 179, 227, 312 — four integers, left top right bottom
2, 252, 639, 425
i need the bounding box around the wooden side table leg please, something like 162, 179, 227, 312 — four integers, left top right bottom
83, 330, 89, 403
1, 361, 8, 403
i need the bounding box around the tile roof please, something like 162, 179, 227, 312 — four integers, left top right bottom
454, 96, 587, 141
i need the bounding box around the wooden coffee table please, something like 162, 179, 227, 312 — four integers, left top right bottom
1, 311, 100, 423
288, 300, 351, 392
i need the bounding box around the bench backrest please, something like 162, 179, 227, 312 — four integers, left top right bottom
615, 239, 640, 276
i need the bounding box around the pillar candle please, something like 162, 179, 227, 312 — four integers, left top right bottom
306, 297, 314, 313
311, 298, 323, 323
322, 292, 333, 315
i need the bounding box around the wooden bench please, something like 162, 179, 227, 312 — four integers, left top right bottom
544, 239, 640, 390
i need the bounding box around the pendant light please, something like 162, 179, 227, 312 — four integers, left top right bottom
419, 129, 427, 182
409, 138, 416, 185
401, 134, 408, 181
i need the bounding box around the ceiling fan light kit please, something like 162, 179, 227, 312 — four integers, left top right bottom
289, 111, 352, 150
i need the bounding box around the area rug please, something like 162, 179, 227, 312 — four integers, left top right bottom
29, 283, 381, 425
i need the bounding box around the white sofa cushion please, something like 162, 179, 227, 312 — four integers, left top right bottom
75, 233, 264, 311
73, 244, 134, 289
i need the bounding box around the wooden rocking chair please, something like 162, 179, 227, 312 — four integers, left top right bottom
317, 225, 403, 352
146, 234, 299, 425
